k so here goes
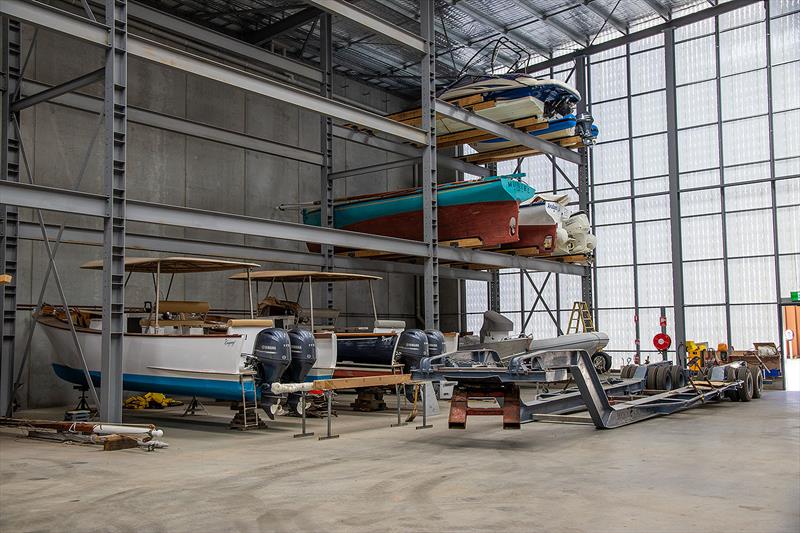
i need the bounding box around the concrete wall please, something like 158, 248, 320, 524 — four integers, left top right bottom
11, 23, 430, 408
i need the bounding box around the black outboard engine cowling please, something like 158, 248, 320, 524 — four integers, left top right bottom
425, 329, 446, 357
252, 328, 292, 386
286, 328, 317, 383
395, 329, 429, 372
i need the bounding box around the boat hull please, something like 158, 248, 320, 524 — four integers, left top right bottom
502, 202, 563, 252
39, 317, 335, 401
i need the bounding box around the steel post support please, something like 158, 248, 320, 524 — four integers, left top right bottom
420, 0, 438, 330
624, 44, 642, 361
489, 271, 500, 313
100, 0, 126, 423
574, 55, 594, 313
664, 29, 686, 368
764, 2, 784, 389
319, 12, 334, 317
1, 18, 20, 416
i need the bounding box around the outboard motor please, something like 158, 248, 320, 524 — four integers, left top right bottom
425, 329, 446, 357
286, 328, 317, 383
252, 328, 291, 417
395, 329, 429, 372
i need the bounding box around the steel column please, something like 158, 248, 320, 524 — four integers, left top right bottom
420, 0, 438, 329
100, 0, 126, 423
575, 55, 593, 311
1, 18, 20, 415
319, 12, 334, 316
664, 28, 686, 368
625, 44, 642, 361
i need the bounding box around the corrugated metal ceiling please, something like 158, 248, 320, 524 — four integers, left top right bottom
137, 0, 718, 94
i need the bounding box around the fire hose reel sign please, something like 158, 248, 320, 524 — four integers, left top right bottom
653, 333, 672, 351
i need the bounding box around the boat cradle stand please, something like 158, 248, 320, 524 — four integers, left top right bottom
414, 351, 746, 430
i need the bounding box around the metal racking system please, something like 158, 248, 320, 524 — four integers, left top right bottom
0, 0, 591, 422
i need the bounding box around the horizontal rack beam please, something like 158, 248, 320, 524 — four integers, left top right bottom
3, 181, 586, 275
18, 222, 493, 281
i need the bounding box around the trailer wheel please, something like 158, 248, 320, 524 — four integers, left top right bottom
656, 365, 672, 391
750, 366, 763, 399
602, 353, 613, 374
670, 366, 686, 389
646, 367, 658, 390
736, 366, 753, 402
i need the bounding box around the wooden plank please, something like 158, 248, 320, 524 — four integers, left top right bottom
0, 274, 11, 285
385, 94, 486, 123
463, 135, 583, 165
312, 373, 411, 391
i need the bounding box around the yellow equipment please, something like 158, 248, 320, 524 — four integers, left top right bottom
566, 301, 596, 334
686, 340, 708, 372
123, 392, 182, 409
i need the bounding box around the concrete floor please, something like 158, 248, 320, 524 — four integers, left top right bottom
1, 391, 798, 532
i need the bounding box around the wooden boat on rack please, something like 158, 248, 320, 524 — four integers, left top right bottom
302, 174, 535, 250
502, 194, 597, 256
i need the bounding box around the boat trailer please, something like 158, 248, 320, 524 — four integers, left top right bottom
412, 350, 758, 430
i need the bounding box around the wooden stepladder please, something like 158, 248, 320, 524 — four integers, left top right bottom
566, 301, 596, 334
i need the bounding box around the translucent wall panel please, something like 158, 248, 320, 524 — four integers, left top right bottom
466, 313, 483, 335
676, 17, 714, 42
680, 189, 721, 216
775, 157, 799, 178
680, 169, 720, 189
637, 264, 674, 307
597, 309, 635, 352
770, 12, 800, 64
596, 266, 634, 308
682, 214, 724, 260
685, 305, 727, 344
773, 110, 800, 159
590, 57, 628, 101
631, 91, 667, 136
720, 2, 765, 30
771, 61, 800, 113
465, 280, 487, 311
676, 81, 717, 128
500, 273, 521, 312
591, 140, 630, 183
591, 99, 628, 141
777, 206, 800, 253
779, 255, 800, 298
675, 36, 716, 84
633, 134, 668, 178
724, 162, 770, 185
678, 126, 719, 172
726, 208, 775, 257
634, 176, 669, 195
720, 69, 768, 120
684, 260, 726, 304
633, 194, 669, 221
636, 220, 672, 263
775, 177, 800, 206
524, 311, 558, 338
593, 181, 630, 201
722, 116, 770, 166
719, 22, 767, 76
630, 48, 665, 94
594, 199, 632, 225
558, 274, 581, 305
725, 182, 772, 211
521, 272, 556, 307
730, 304, 777, 346
594, 224, 633, 266
520, 156, 556, 192
728, 256, 776, 303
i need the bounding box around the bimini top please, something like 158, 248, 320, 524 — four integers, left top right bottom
81, 256, 261, 273
230, 270, 382, 283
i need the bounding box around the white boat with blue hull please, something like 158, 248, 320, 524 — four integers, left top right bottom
37, 257, 337, 406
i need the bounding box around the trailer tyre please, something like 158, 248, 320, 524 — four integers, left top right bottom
750, 366, 763, 399
736, 366, 753, 402
670, 366, 686, 389
646, 367, 658, 390
656, 365, 672, 391
592, 352, 610, 374
602, 353, 613, 374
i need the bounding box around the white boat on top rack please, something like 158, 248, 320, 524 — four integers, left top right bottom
36, 257, 336, 404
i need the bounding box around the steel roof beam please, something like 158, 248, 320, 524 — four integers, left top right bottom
640, 0, 672, 21
582, 0, 628, 35
305, 0, 427, 53
517, 1, 590, 47
448, 0, 552, 60
244, 6, 322, 46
